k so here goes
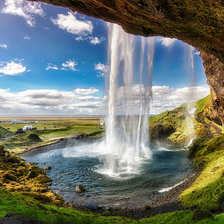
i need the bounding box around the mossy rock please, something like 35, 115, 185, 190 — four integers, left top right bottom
27, 134, 42, 142
192, 209, 213, 220
188, 138, 206, 159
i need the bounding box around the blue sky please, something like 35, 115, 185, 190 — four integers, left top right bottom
0, 0, 209, 115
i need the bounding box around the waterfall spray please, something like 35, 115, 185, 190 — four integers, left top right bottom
97, 24, 154, 178
185, 46, 196, 146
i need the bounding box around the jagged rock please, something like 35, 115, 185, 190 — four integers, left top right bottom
75, 184, 86, 193
45, 166, 51, 171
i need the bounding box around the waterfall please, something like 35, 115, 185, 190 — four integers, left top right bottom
97, 24, 154, 178
185, 46, 196, 146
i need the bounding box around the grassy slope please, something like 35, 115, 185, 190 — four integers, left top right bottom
0, 126, 13, 138
1, 189, 224, 224
149, 95, 224, 146
150, 95, 224, 212
179, 135, 224, 210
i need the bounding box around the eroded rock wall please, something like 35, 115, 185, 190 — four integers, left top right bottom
201, 52, 224, 125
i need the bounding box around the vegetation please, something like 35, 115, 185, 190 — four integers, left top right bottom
150, 95, 224, 213
0, 146, 63, 205
149, 95, 224, 146
0, 118, 104, 153
1, 189, 224, 223
179, 135, 224, 211
1, 96, 224, 223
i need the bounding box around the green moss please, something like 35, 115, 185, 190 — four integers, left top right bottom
149, 95, 221, 146
149, 110, 169, 124
150, 105, 188, 146
1, 189, 224, 224
195, 95, 211, 115
180, 134, 224, 211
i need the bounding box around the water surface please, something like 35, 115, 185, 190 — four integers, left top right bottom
22, 139, 192, 209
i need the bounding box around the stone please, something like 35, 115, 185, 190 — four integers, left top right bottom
75, 184, 86, 193
45, 166, 51, 171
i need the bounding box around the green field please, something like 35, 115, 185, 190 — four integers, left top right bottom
0, 117, 104, 153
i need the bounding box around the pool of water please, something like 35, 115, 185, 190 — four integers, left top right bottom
22, 139, 192, 209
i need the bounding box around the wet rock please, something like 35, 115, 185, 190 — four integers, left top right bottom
75, 184, 86, 193
45, 166, 51, 171
144, 204, 151, 210
76, 133, 87, 139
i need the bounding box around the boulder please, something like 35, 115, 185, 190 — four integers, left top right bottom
75, 184, 86, 193
45, 166, 51, 171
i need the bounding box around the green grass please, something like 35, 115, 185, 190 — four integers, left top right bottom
179, 135, 224, 211
0, 118, 105, 153
195, 95, 211, 115
149, 95, 223, 146
0, 126, 12, 138
1, 189, 224, 224
149, 110, 169, 124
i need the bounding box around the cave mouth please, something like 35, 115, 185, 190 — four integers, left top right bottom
0, 0, 216, 217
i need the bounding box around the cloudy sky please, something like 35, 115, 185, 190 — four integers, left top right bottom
0, 0, 209, 116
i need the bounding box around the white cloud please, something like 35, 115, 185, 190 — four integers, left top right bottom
46, 63, 58, 71
0, 61, 26, 75
75, 35, 105, 45
46, 61, 77, 71
75, 36, 84, 41
150, 85, 210, 114
24, 36, 31, 40
0, 87, 102, 115
0, 85, 210, 116
62, 60, 77, 71
95, 62, 108, 77
0, 43, 7, 49
160, 37, 176, 47
90, 37, 100, 45
73, 87, 99, 95
78, 96, 100, 101
1, 0, 44, 27
51, 12, 93, 35
95, 63, 108, 72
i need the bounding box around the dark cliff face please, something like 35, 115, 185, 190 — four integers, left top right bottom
32, 0, 224, 124
201, 52, 224, 125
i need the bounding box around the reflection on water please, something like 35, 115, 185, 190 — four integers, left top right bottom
22, 139, 192, 209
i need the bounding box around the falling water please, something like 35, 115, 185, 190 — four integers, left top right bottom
97, 24, 154, 178
185, 46, 196, 146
